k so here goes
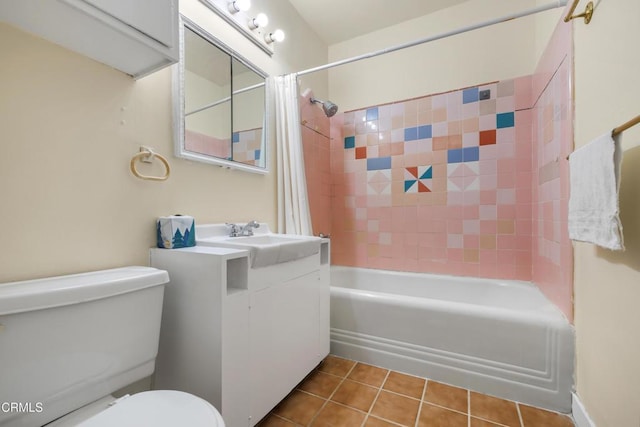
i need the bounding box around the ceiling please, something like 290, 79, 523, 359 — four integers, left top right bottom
287, 0, 470, 45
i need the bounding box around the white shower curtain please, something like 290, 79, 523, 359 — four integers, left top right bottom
272, 73, 313, 236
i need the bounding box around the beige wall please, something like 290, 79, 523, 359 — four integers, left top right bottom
327, 0, 562, 112
0, 0, 327, 283
534, 0, 564, 68
573, 0, 640, 425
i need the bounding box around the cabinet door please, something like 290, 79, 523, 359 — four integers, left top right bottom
82, 0, 176, 47
249, 271, 321, 424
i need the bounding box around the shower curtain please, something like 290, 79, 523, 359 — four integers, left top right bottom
272, 73, 313, 236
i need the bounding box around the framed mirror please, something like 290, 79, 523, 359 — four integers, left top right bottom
173, 15, 269, 174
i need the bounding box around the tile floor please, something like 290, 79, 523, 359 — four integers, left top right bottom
257, 355, 574, 427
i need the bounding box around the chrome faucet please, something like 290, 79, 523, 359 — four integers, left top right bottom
227, 220, 260, 237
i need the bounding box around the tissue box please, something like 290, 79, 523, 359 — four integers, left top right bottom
156, 215, 196, 249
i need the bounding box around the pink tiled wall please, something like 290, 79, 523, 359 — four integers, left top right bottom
184, 128, 262, 166
300, 16, 573, 321
232, 128, 263, 166
185, 129, 231, 158
300, 92, 332, 236
531, 18, 574, 321
326, 81, 534, 280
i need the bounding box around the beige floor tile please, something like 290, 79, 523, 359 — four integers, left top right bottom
317, 355, 356, 377
423, 381, 468, 413
348, 362, 389, 387
382, 371, 426, 399
470, 417, 504, 427
256, 414, 298, 427
273, 390, 325, 425
520, 404, 575, 427
364, 416, 399, 427
331, 379, 378, 412
370, 390, 420, 426
268, 356, 573, 427
311, 401, 366, 427
469, 392, 520, 427
297, 371, 342, 399
418, 403, 468, 427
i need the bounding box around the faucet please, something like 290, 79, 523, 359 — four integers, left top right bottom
227, 220, 260, 237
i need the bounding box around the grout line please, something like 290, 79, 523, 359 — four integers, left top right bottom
377, 387, 422, 402
414, 378, 428, 427
306, 362, 358, 426
364, 368, 391, 426
467, 389, 471, 427
421, 400, 469, 418
516, 402, 525, 427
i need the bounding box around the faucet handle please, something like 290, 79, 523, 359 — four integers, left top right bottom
226, 223, 240, 237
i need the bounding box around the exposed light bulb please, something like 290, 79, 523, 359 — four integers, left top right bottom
228, 0, 250, 13
248, 12, 268, 29
265, 29, 285, 43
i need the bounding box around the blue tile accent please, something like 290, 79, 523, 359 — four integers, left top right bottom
232, 132, 240, 143
463, 87, 479, 104
254, 149, 261, 160
497, 112, 515, 128
366, 107, 379, 121
344, 136, 355, 149
404, 180, 416, 192
420, 166, 433, 180
448, 149, 463, 164
367, 157, 392, 171
418, 125, 432, 139
404, 127, 418, 141
463, 147, 479, 162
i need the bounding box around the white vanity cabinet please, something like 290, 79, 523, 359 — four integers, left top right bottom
0, 0, 178, 78
247, 255, 330, 423
150, 242, 330, 426
150, 246, 251, 427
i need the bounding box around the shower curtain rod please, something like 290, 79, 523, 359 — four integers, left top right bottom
296, 0, 568, 77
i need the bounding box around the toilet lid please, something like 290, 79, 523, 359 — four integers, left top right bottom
77, 391, 225, 427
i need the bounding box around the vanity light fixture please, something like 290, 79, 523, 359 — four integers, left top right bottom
265, 29, 285, 44
200, 0, 282, 55
248, 13, 268, 30
227, 0, 250, 13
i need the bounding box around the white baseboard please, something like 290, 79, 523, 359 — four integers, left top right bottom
572, 392, 597, 427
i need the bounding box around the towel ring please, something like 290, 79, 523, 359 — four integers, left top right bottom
130, 149, 171, 181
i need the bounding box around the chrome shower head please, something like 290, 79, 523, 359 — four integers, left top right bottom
310, 97, 339, 117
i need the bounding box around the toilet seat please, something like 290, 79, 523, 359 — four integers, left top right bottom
77, 390, 225, 427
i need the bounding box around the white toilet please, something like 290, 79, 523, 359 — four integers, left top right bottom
0, 266, 225, 427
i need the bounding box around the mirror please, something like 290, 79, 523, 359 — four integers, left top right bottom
174, 16, 269, 173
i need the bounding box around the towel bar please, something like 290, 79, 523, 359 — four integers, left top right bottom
566, 114, 640, 159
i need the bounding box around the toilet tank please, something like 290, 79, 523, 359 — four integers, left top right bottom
0, 266, 169, 427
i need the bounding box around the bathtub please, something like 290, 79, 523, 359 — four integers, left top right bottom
330, 266, 574, 413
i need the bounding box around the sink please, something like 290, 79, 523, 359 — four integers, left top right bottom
196, 224, 322, 268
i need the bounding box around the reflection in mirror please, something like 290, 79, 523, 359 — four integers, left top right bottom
174, 16, 269, 174
231, 58, 265, 167
184, 28, 232, 160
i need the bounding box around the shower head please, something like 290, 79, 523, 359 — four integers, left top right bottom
310, 97, 339, 118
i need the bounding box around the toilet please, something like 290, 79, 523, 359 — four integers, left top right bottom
0, 266, 225, 427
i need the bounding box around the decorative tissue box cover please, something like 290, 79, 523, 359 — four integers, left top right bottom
156, 215, 196, 248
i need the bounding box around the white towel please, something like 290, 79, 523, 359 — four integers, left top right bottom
568, 132, 624, 250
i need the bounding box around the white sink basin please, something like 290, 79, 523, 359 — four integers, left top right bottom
196, 224, 322, 268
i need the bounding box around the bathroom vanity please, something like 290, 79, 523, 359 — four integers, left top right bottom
150, 225, 329, 426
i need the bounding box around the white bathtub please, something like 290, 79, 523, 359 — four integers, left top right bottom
330, 266, 574, 413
